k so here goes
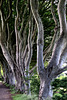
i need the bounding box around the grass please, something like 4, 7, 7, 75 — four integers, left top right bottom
12, 94, 38, 100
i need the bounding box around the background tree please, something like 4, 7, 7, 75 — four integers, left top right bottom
0, 0, 36, 94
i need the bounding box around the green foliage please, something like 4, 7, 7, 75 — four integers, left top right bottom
44, 61, 49, 68
0, 64, 3, 76
1, 67, 3, 76
4, 82, 18, 95
30, 74, 40, 94
52, 76, 67, 100
0, 76, 4, 81
0, 65, 4, 81
4, 80, 39, 100
51, 77, 67, 89
53, 92, 67, 100
12, 94, 38, 100
9, 85, 16, 94
45, 97, 52, 100
4, 83, 10, 87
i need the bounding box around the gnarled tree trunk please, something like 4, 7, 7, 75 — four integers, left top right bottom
30, 0, 67, 99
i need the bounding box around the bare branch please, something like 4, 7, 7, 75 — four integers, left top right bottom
58, 46, 67, 68
19, 20, 29, 59
30, 0, 45, 72
25, 19, 32, 67
47, 0, 67, 75
22, 45, 28, 61
16, 0, 19, 17
51, 66, 67, 78
29, 64, 37, 74
7, 23, 10, 48
0, 0, 2, 7
58, 0, 67, 33
43, 0, 60, 62
31, 23, 37, 44
19, 17, 29, 41
5, 0, 12, 22
15, 0, 19, 66
51, 0, 58, 26
43, 33, 56, 61
19, 4, 29, 34
15, 0, 19, 33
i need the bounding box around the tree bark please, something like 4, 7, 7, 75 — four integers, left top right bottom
30, 0, 52, 99
0, 7, 16, 85
30, 0, 67, 99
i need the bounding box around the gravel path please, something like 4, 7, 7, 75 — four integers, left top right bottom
0, 82, 12, 100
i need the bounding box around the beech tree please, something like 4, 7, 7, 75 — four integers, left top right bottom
30, 0, 67, 100
0, 0, 36, 94
0, 0, 67, 99
0, 0, 15, 85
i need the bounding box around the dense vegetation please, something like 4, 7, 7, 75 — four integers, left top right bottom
0, 0, 67, 100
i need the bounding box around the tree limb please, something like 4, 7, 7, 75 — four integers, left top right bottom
29, 64, 37, 74
5, 0, 12, 22
51, 0, 58, 26
0, 0, 2, 7
30, 0, 45, 72
58, 0, 67, 33
52, 66, 67, 78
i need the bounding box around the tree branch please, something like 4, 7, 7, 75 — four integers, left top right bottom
52, 66, 67, 78
31, 23, 37, 44
43, 32, 56, 61
15, 0, 20, 66
43, 0, 60, 62
47, 0, 67, 76
29, 64, 37, 74
58, 0, 67, 33
30, 0, 45, 72
22, 45, 28, 61
19, 3, 28, 34
58, 46, 67, 68
0, 0, 2, 7
25, 18, 32, 67
51, 0, 58, 26
5, 0, 12, 22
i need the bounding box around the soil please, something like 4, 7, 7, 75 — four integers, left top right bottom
0, 82, 12, 100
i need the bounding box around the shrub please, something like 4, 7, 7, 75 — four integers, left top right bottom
52, 76, 67, 100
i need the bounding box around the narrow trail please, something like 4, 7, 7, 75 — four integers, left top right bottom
0, 82, 12, 100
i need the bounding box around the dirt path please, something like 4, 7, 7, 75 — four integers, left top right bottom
0, 82, 12, 100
